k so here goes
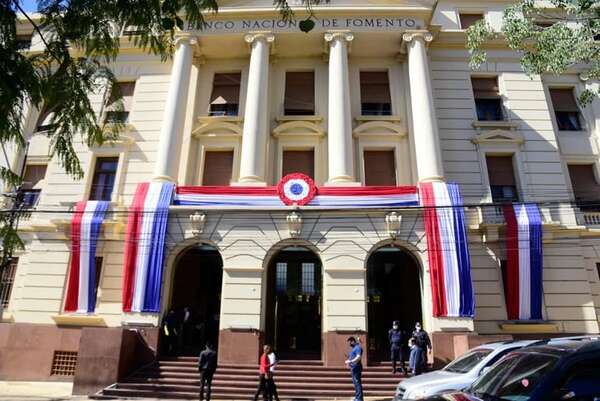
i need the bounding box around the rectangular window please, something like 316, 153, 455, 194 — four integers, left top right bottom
301, 263, 315, 295
94, 256, 103, 300
209, 73, 241, 116
20, 164, 47, 208
89, 157, 119, 201
486, 155, 519, 202
35, 107, 54, 132
360, 71, 392, 116
364, 150, 396, 186
276, 262, 287, 293
16, 34, 32, 50
284, 71, 315, 115
472, 77, 504, 121
567, 164, 600, 210
596, 263, 600, 282
0, 257, 18, 308
549, 88, 583, 131
459, 13, 484, 29
282, 150, 314, 179
202, 151, 234, 186
105, 82, 136, 124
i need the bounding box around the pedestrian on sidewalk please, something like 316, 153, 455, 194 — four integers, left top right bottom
198, 342, 217, 401
344, 336, 364, 401
267, 347, 280, 401
253, 344, 273, 401
388, 320, 406, 374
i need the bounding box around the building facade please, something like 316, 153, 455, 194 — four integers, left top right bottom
2, 0, 600, 393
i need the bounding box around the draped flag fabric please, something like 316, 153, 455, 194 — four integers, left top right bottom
502, 203, 543, 320
122, 182, 175, 313
419, 182, 475, 317
64, 201, 110, 313
175, 186, 419, 208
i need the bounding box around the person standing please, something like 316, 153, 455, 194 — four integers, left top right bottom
253, 344, 273, 401
411, 322, 432, 375
344, 337, 364, 401
198, 342, 217, 401
267, 348, 280, 401
388, 320, 406, 374
161, 309, 178, 355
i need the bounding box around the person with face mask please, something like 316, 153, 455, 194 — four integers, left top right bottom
344, 337, 364, 401
411, 322, 432, 375
388, 320, 406, 374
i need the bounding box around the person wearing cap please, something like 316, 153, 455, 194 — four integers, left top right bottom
388, 320, 406, 374
344, 336, 364, 401
411, 322, 432, 375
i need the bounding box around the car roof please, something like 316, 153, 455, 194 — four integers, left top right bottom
511, 336, 600, 356
474, 339, 537, 351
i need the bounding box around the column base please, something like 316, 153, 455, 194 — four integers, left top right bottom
233, 177, 268, 186
152, 175, 177, 183
417, 176, 445, 183
218, 328, 262, 365
324, 178, 361, 187
323, 330, 367, 367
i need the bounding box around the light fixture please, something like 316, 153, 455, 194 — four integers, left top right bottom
189, 211, 206, 237
385, 212, 401, 239
286, 211, 302, 238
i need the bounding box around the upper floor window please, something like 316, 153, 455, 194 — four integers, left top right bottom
209, 73, 241, 116
16, 34, 32, 50
202, 150, 233, 186
35, 107, 55, 132
364, 150, 396, 186
567, 164, 600, 210
472, 77, 504, 121
282, 150, 314, 179
459, 13, 484, 29
105, 81, 136, 124
0, 257, 18, 308
486, 155, 519, 203
20, 164, 47, 208
89, 157, 119, 201
94, 256, 103, 300
549, 88, 583, 131
360, 71, 392, 116
284, 71, 315, 116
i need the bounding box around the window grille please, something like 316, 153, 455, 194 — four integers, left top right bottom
50, 351, 78, 376
276, 263, 287, 293
301, 263, 315, 295
0, 258, 18, 308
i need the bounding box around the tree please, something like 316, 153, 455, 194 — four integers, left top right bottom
0, 0, 321, 313
467, 0, 600, 103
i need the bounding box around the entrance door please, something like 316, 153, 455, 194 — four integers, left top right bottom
367, 247, 422, 361
165, 245, 223, 356
265, 248, 321, 359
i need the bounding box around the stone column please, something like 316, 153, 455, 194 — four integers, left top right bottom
237, 32, 275, 185
324, 31, 357, 185
153, 34, 197, 182
403, 31, 444, 182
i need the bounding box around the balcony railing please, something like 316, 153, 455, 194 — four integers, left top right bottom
582, 211, 600, 226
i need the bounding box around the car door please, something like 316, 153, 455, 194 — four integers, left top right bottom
550, 357, 600, 401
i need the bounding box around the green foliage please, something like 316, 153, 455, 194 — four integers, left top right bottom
466, 0, 600, 103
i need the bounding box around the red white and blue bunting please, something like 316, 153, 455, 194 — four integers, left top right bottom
419, 182, 475, 318
64, 201, 110, 313
503, 204, 543, 320
122, 182, 175, 313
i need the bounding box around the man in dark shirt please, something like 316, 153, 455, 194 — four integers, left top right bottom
388, 320, 406, 374
198, 342, 218, 401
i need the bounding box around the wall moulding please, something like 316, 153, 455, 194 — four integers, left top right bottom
272, 120, 325, 138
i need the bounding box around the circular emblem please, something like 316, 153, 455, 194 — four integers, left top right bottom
277, 173, 317, 206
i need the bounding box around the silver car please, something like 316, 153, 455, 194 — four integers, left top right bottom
394, 340, 536, 400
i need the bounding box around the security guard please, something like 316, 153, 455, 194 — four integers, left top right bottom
388, 320, 406, 374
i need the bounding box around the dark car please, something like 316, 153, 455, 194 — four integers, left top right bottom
409, 336, 600, 401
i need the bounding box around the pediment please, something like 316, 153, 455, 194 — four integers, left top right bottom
353, 120, 406, 138
471, 130, 524, 145
272, 120, 325, 137
193, 120, 243, 137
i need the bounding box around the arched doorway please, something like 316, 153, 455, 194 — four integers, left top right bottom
165, 244, 223, 356
366, 245, 422, 361
265, 246, 322, 360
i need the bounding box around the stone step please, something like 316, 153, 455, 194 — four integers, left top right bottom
143, 367, 402, 379
131, 373, 402, 384
124, 377, 399, 389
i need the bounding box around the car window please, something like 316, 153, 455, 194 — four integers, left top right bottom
558, 363, 600, 400
471, 352, 559, 401
485, 346, 520, 368
444, 349, 493, 373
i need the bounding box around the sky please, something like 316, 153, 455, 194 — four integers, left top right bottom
20, 0, 39, 12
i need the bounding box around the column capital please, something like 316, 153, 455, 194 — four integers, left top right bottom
174, 32, 198, 47
402, 30, 434, 45
244, 31, 275, 44
324, 30, 354, 44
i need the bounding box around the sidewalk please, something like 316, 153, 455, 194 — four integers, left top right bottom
0, 381, 392, 401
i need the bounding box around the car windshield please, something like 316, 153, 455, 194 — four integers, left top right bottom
470, 352, 559, 401
444, 349, 493, 374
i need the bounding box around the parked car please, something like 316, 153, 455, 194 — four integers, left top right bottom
395, 340, 536, 400
403, 336, 600, 401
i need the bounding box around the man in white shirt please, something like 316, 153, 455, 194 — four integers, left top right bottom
267, 350, 280, 401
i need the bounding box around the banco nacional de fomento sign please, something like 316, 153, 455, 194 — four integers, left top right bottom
188, 16, 424, 35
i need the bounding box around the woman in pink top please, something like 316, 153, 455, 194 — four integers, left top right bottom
253, 344, 272, 401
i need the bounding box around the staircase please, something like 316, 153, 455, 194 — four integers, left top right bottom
95, 357, 404, 400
